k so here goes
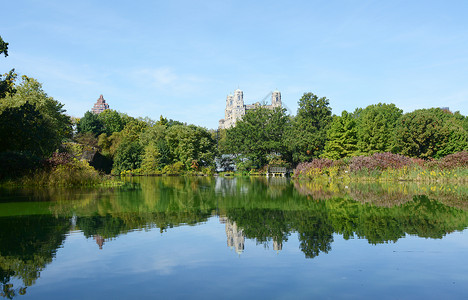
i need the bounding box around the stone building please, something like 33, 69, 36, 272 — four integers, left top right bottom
91, 94, 110, 114
218, 89, 282, 129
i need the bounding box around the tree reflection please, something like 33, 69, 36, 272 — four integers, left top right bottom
0, 215, 70, 298
1, 177, 468, 297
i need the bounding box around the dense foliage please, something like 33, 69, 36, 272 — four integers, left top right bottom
222, 93, 467, 172
286, 93, 332, 162
92, 115, 217, 175
321, 110, 358, 159
393, 108, 468, 158
0, 74, 73, 181
226, 106, 289, 169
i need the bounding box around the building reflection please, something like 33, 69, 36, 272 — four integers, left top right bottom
273, 240, 282, 251
220, 216, 244, 254
220, 216, 283, 254
93, 235, 105, 250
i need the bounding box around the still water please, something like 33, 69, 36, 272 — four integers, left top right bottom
1, 177, 468, 299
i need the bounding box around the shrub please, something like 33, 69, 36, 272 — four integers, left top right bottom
436, 151, 468, 169
293, 151, 468, 183
162, 161, 185, 175
349, 152, 412, 173
23, 158, 102, 186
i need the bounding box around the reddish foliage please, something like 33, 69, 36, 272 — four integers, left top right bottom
293, 151, 468, 177
436, 151, 468, 169
410, 157, 427, 168
349, 153, 412, 172
45, 152, 73, 169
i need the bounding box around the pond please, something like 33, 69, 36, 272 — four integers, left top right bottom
1, 177, 468, 299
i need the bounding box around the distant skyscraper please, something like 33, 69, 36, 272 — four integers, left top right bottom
91, 94, 110, 114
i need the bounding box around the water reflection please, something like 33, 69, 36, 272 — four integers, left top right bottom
0, 215, 70, 298
0, 177, 467, 298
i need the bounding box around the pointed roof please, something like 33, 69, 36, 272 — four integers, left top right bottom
91, 94, 110, 114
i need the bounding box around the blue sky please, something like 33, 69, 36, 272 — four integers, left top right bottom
2, 0, 467, 128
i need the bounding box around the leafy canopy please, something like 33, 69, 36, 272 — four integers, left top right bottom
226, 106, 289, 168
286, 92, 332, 163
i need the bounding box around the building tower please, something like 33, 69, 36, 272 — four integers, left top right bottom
91, 94, 110, 114
271, 90, 282, 107
233, 89, 244, 107
231, 89, 245, 127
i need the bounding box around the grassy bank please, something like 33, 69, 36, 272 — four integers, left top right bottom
1, 153, 122, 187
293, 151, 468, 183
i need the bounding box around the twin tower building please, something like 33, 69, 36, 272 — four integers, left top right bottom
218, 89, 282, 130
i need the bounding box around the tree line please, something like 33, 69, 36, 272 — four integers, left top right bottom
75, 111, 217, 175
221, 93, 468, 171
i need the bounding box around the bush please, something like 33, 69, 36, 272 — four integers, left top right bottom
349, 153, 412, 173
293, 151, 468, 182
22, 158, 102, 186
436, 151, 468, 169
162, 161, 185, 175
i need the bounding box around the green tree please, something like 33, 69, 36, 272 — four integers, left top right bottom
321, 110, 358, 160
77, 111, 104, 136
165, 124, 217, 169
112, 141, 144, 174
120, 119, 148, 143
393, 108, 468, 158
287, 93, 332, 163
454, 111, 468, 132
98, 119, 147, 160
226, 106, 289, 168
0, 77, 72, 156
109, 120, 148, 174
0, 69, 16, 99
140, 123, 167, 146
3, 76, 72, 140
141, 144, 162, 173
356, 103, 402, 154
0, 102, 56, 156
97, 109, 125, 135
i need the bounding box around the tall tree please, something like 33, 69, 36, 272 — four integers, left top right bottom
165, 124, 217, 168
287, 93, 332, 163
0, 102, 56, 156
356, 103, 402, 154
226, 106, 289, 168
112, 141, 144, 174
0, 77, 72, 154
97, 109, 125, 135
321, 111, 358, 160
77, 111, 104, 136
